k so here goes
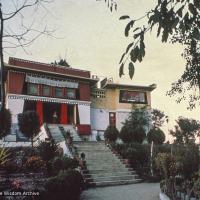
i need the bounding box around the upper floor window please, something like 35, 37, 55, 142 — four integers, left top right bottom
66, 88, 76, 99
43, 85, 51, 96
55, 87, 63, 98
119, 90, 147, 104
27, 83, 39, 95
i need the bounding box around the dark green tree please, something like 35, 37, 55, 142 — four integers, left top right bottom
147, 128, 165, 145
104, 125, 119, 142
147, 109, 167, 144
119, 108, 149, 143
53, 58, 70, 67
37, 140, 59, 162
170, 117, 200, 144
151, 109, 168, 129
0, 108, 11, 139
18, 111, 40, 147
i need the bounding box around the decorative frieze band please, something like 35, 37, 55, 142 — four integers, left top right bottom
25, 74, 78, 88
7, 94, 91, 106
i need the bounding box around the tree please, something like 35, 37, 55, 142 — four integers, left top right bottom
170, 117, 200, 144
104, 125, 119, 142
147, 109, 167, 145
0, 1, 53, 135
147, 128, 165, 145
119, 108, 149, 143
52, 58, 70, 67
151, 109, 168, 129
0, 108, 11, 139
18, 111, 40, 147
118, 0, 200, 107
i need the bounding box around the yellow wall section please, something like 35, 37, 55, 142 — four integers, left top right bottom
91, 88, 152, 110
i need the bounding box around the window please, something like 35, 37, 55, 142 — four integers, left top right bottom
119, 90, 147, 104
66, 88, 76, 99
43, 85, 51, 96
55, 87, 63, 98
27, 84, 39, 95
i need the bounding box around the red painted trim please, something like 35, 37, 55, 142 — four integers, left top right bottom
60, 104, 68, 124
36, 101, 43, 126
77, 124, 91, 135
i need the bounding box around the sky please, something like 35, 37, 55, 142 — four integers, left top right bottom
2, 0, 200, 141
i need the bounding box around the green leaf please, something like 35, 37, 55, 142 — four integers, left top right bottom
193, 28, 200, 40
177, 5, 184, 18
126, 42, 134, 53
171, 18, 179, 29
119, 53, 126, 64
119, 63, 124, 77
134, 33, 140, 39
140, 41, 145, 57
125, 20, 135, 37
162, 29, 169, 42
188, 3, 197, 16
133, 27, 140, 32
119, 15, 130, 20
130, 46, 140, 63
129, 62, 135, 79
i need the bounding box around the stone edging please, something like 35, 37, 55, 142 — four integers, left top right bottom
159, 193, 170, 200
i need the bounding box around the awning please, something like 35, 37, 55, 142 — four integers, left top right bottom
25, 74, 78, 88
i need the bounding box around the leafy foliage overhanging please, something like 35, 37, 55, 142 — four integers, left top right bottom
118, 0, 200, 108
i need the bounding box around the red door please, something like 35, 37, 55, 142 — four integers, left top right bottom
109, 112, 116, 126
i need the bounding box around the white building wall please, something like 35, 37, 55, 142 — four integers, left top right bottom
78, 104, 91, 124
91, 108, 109, 131
6, 98, 24, 123
116, 110, 130, 131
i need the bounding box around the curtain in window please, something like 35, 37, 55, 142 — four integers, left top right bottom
60, 103, 68, 124
36, 101, 43, 126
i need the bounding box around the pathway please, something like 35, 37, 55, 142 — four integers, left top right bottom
80, 183, 160, 200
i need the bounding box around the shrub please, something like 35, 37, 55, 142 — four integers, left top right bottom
104, 125, 119, 142
175, 144, 199, 179
25, 156, 46, 172
193, 171, 200, 198
155, 153, 177, 179
127, 143, 150, 168
0, 108, 11, 139
49, 156, 79, 175
120, 125, 146, 144
3, 160, 19, 173
18, 110, 40, 147
0, 147, 11, 169
37, 141, 59, 162
147, 128, 166, 144
45, 170, 84, 200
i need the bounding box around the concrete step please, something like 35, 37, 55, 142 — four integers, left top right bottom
87, 174, 138, 182
91, 179, 142, 187
83, 171, 137, 178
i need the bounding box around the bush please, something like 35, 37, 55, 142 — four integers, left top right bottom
120, 125, 146, 144
0, 108, 11, 139
18, 110, 40, 147
175, 144, 199, 179
25, 156, 46, 172
147, 128, 166, 144
155, 153, 177, 179
45, 170, 84, 200
37, 141, 59, 162
49, 156, 79, 175
104, 125, 119, 142
127, 143, 150, 168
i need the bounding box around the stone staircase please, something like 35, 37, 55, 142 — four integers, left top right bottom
47, 124, 81, 143
75, 141, 141, 187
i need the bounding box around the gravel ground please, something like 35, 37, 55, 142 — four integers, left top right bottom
80, 183, 160, 200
